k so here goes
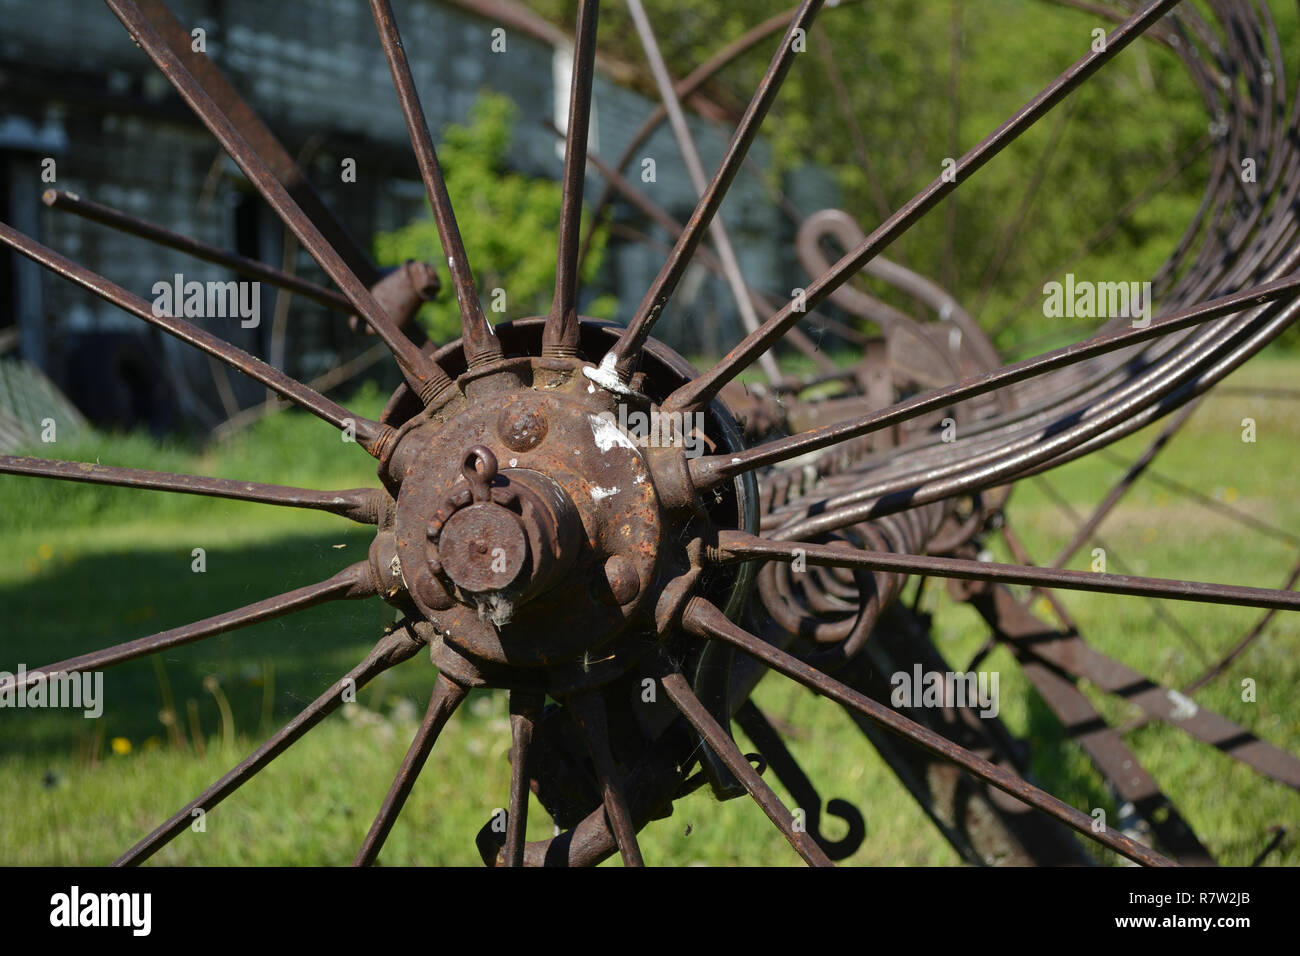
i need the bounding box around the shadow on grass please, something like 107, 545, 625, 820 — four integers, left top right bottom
0, 531, 436, 761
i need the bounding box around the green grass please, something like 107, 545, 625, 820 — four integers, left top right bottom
0, 359, 1297, 866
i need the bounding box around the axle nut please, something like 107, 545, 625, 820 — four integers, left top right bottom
437, 503, 529, 594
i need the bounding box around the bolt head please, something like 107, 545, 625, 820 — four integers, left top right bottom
603, 553, 640, 605
498, 404, 548, 453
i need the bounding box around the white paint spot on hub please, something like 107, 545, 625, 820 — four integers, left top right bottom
589, 413, 638, 452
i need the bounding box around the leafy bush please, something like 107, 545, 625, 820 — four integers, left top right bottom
373, 92, 615, 344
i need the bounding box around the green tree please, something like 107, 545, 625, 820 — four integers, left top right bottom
374, 92, 614, 343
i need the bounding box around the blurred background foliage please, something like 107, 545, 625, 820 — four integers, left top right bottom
528, 0, 1298, 353
373, 92, 616, 343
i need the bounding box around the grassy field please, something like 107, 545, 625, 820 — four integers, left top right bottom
0, 358, 1297, 867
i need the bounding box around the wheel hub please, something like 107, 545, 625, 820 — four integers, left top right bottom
386, 354, 668, 673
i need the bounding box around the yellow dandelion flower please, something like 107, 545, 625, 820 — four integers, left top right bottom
110, 737, 132, 756
37, 543, 53, 560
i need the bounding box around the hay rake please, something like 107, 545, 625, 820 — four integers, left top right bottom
2, 0, 1299, 866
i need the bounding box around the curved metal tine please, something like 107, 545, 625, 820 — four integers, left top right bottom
600, 0, 824, 384
567, 690, 645, 866
104, 0, 452, 405
115, 623, 425, 866
658, 668, 832, 867
713, 530, 1300, 614
0, 455, 384, 525
0, 563, 374, 697
664, 0, 1185, 413
503, 691, 543, 867
0, 222, 394, 458
733, 699, 866, 860
542, 0, 601, 358
131, 0, 381, 287
369, 0, 500, 369
577, 4, 810, 276
680, 597, 1175, 867
353, 673, 468, 866
43, 189, 353, 313
686, 270, 1300, 488
622, 0, 780, 384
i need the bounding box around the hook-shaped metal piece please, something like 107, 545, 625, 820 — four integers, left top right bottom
462, 445, 499, 503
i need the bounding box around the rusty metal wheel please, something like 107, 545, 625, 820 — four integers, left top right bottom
3, 0, 1300, 867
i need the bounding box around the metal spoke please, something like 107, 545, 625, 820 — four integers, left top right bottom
0, 221, 395, 458
0, 0, 1283, 872
680, 597, 1175, 867
567, 690, 644, 866
369, 0, 501, 369
1030, 475, 1213, 666
131, 0, 382, 286
664, 0, 1185, 413
1048, 402, 1200, 569
542, 0, 601, 359
114, 624, 425, 866
105, 0, 453, 404
659, 668, 833, 866
969, 98, 1079, 317
687, 270, 1300, 488
547, 125, 836, 372
713, 530, 1300, 613
577, 3, 817, 274
0, 455, 385, 524
995, 133, 1213, 339
599, 0, 824, 384
353, 673, 468, 866
620, 0, 781, 383
980, 580, 1300, 792
503, 691, 543, 867
973, 584, 1216, 864
1182, 556, 1300, 694
0, 563, 375, 696
1097, 450, 1300, 548
42, 189, 353, 313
